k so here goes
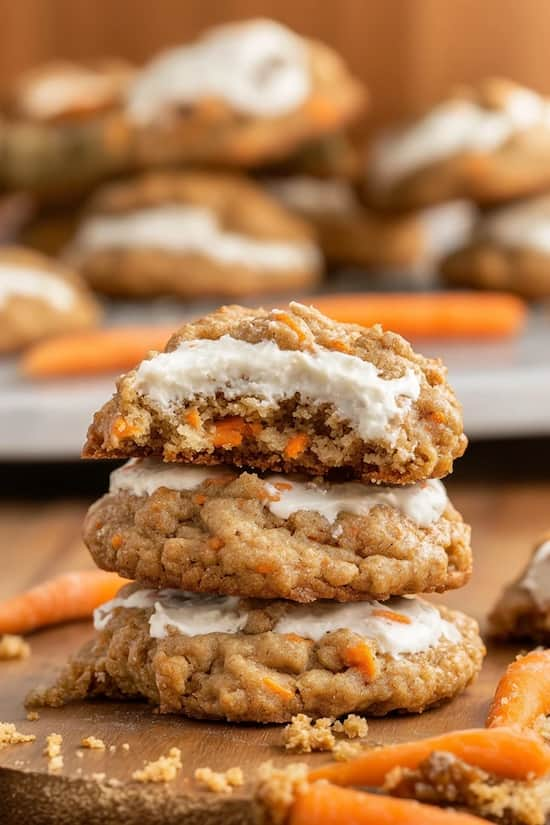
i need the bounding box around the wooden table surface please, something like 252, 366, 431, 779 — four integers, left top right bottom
0, 443, 549, 824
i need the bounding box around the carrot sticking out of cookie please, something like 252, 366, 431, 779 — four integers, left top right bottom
21, 325, 176, 378
290, 781, 488, 825
486, 648, 550, 730
308, 727, 550, 785
0, 571, 129, 635
308, 291, 527, 339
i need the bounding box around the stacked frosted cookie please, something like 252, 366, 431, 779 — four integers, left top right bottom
29, 303, 484, 723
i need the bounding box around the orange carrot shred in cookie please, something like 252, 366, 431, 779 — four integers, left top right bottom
285, 633, 306, 644
185, 408, 201, 429
212, 417, 247, 448
285, 433, 309, 459
273, 311, 308, 342
343, 641, 378, 682
262, 677, 294, 701
255, 562, 276, 575
372, 609, 412, 624
193, 494, 207, 506
275, 482, 293, 492
290, 782, 488, 825
486, 649, 550, 731
0, 571, 129, 636
207, 537, 224, 551
248, 421, 263, 437
111, 416, 139, 441
328, 339, 351, 354
308, 727, 550, 785
111, 533, 123, 550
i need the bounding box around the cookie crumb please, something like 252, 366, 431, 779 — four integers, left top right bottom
90, 772, 106, 783
0, 722, 35, 749
26, 711, 39, 722
333, 714, 368, 739
122, 742, 130, 751
194, 766, 244, 793
0, 635, 30, 661
283, 714, 335, 753
109, 744, 116, 753
76, 750, 84, 759
81, 736, 106, 750
132, 747, 182, 783
256, 761, 309, 825
44, 733, 63, 773
332, 740, 364, 762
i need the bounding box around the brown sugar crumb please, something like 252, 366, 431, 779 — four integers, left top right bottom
131, 747, 182, 783
332, 714, 369, 739
0, 634, 30, 660
194, 766, 244, 793
81, 735, 106, 750
26, 711, 40, 722
283, 713, 335, 753
384, 751, 550, 825
332, 740, 364, 762
256, 761, 309, 825
44, 732, 63, 773
0, 722, 36, 749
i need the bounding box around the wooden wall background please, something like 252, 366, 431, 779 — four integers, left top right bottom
2, 0, 550, 128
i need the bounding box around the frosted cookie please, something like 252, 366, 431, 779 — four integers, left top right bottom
84, 458, 472, 602
0, 246, 100, 354
366, 78, 550, 211
266, 175, 476, 268
27, 587, 485, 723
66, 172, 322, 298
82, 302, 467, 484
441, 194, 550, 298
489, 534, 550, 642
127, 19, 365, 169
1, 59, 134, 200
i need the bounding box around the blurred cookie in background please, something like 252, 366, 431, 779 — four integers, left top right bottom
441, 193, 550, 298
127, 18, 365, 169
0, 59, 135, 201
266, 175, 476, 270
0, 246, 100, 354
365, 78, 550, 211
259, 132, 361, 180
65, 171, 323, 298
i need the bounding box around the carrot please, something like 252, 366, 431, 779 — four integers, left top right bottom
307, 292, 526, 339
343, 641, 379, 682
273, 311, 308, 342
0, 571, 129, 635
371, 609, 412, 624
262, 677, 294, 701
308, 727, 550, 785
290, 782, 487, 825
486, 649, 550, 730
284, 433, 309, 459
212, 417, 262, 448
21, 326, 175, 378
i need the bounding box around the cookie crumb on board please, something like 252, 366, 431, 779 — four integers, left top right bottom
283, 713, 369, 753
332, 713, 369, 739
26, 711, 39, 721
0, 634, 30, 661
132, 747, 182, 783
0, 722, 36, 749
332, 740, 364, 762
256, 761, 309, 825
44, 733, 63, 773
194, 766, 244, 793
81, 735, 106, 750
122, 742, 130, 751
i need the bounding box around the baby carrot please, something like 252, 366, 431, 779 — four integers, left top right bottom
0, 571, 129, 635
307, 292, 526, 339
290, 782, 488, 825
308, 727, 550, 785
21, 325, 175, 378
486, 649, 550, 730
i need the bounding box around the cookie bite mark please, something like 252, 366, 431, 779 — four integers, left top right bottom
27, 588, 484, 723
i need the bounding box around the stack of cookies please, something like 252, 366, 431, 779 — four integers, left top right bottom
29, 302, 485, 723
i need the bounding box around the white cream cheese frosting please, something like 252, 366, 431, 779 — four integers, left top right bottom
520, 540, 550, 609
109, 458, 448, 527
265, 176, 358, 216
130, 330, 421, 446
72, 205, 320, 271
0, 264, 76, 311
480, 195, 550, 254
94, 590, 461, 657
127, 19, 310, 124
369, 87, 550, 188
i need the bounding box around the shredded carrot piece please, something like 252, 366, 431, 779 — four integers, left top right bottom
263, 677, 294, 701
0, 571, 129, 635
303, 95, 341, 128
275, 482, 293, 491
193, 494, 207, 506
343, 641, 378, 682
273, 311, 308, 342
308, 727, 550, 785
111, 416, 139, 441
290, 782, 488, 825
248, 421, 263, 437
207, 537, 224, 551
255, 562, 276, 575
327, 339, 351, 354
284, 433, 309, 459
111, 533, 123, 550
284, 633, 306, 644
204, 475, 236, 488
372, 608, 412, 625
486, 649, 550, 730
185, 408, 201, 429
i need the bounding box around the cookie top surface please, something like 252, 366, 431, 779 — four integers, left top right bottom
368, 78, 550, 191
